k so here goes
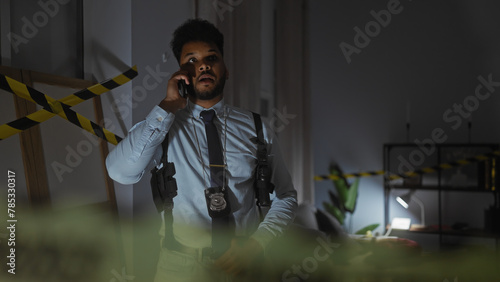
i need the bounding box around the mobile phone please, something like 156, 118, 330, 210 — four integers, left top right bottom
178, 80, 188, 98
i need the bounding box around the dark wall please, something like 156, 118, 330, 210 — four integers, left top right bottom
310, 0, 500, 243
10, 0, 82, 77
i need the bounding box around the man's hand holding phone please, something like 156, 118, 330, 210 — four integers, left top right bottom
159, 69, 191, 114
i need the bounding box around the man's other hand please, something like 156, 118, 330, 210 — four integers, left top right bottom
214, 237, 264, 276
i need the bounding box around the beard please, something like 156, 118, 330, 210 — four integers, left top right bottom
189, 71, 227, 100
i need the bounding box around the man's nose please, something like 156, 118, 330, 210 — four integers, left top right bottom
198, 61, 211, 71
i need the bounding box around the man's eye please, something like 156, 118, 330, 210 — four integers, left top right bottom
188, 58, 197, 63
207, 55, 217, 61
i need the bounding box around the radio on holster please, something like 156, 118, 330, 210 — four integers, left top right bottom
150, 133, 180, 249
252, 113, 275, 208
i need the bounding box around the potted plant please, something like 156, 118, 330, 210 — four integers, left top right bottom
323, 164, 379, 235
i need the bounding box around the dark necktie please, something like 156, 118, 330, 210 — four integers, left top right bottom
200, 110, 233, 257
200, 110, 224, 187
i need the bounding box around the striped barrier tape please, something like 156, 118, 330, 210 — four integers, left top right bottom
0, 66, 138, 145
314, 150, 500, 181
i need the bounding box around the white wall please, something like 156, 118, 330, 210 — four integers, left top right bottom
83, 0, 134, 219
82, 0, 134, 275
309, 0, 500, 245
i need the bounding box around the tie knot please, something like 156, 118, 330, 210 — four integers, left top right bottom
201, 110, 216, 123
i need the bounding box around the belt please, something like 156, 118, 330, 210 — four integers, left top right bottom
167, 242, 215, 261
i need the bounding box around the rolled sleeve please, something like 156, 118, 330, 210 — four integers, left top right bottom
106, 106, 175, 184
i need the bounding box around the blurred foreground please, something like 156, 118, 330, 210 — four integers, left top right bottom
0, 206, 498, 281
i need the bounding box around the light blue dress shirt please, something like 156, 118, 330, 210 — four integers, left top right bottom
106, 99, 297, 249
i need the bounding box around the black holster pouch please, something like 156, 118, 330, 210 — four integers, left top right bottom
252, 112, 275, 208
150, 162, 178, 212
255, 161, 275, 207
150, 134, 181, 249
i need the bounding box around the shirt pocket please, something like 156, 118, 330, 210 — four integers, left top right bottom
226, 150, 257, 181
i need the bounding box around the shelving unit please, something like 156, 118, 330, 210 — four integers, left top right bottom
383, 143, 500, 250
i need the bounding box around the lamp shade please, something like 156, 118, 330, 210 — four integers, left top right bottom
396, 190, 414, 209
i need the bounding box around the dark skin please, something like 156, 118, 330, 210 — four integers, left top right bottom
159, 41, 228, 112
158, 41, 264, 276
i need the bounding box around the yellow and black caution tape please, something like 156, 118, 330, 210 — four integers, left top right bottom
314, 150, 500, 181
314, 170, 386, 181
0, 66, 138, 145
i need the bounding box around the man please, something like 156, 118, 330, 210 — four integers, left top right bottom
106, 19, 297, 281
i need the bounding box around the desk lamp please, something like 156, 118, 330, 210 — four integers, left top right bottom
397, 190, 426, 227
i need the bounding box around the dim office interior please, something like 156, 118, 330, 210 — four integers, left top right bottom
1, 0, 499, 281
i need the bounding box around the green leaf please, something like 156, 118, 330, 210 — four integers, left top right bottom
354, 223, 380, 235
328, 191, 345, 215
329, 166, 349, 205
344, 177, 360, 213
323, 202, 345, 225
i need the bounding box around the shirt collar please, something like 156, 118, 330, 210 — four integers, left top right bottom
188, 98, 226, 120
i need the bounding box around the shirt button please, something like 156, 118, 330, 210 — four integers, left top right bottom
157, 116, 163, 122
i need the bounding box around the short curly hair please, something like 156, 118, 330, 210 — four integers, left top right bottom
170, 19, 224, 64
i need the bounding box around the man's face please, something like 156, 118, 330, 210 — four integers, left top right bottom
179, 41, 228, 101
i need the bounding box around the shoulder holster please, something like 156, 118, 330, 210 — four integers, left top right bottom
150, 113, 274, 246
150, 133, 181, 249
